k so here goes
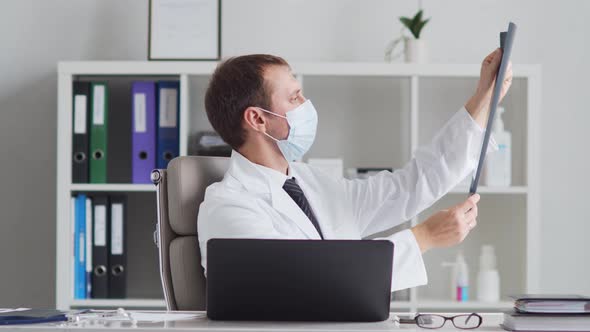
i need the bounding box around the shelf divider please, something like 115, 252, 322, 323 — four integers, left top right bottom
70, 184, 156, 192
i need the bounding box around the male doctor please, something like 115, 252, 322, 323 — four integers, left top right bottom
198, 50, 512, 291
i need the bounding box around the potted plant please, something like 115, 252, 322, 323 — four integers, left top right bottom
385, 9, 430, 63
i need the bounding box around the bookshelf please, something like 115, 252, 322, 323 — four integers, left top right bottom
56, 61, 541, 311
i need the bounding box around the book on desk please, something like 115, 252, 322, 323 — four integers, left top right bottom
503, 295, 590, 331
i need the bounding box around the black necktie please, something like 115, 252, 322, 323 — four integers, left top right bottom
282, 177, 324, 239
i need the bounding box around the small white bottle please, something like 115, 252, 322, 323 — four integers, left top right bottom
476, 245, 500, 302
484, 107, 512, 186
455, 252, 469, 302
441, 261, 457, 301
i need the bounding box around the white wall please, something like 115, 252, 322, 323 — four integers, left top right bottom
0, 0, 148, 307
1, 0, 588, 306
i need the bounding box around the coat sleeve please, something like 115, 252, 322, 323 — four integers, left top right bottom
374, 229, 428, 291
345, 107, 495, 237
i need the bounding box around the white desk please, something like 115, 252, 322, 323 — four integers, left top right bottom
1, 312, 506, 331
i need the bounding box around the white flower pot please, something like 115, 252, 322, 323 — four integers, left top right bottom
404, 39, 428, 63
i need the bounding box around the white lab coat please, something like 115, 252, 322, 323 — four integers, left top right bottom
197, 108, 494, 291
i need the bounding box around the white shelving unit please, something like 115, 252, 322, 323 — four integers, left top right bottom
56, 61, 541, 311
449, 186, 528, 194
69, 184, 156, 192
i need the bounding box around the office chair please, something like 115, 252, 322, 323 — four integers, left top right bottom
151, 156, 230, 311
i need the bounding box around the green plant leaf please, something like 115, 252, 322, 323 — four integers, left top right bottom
415, 18, 430, 39
406, 10, 423, 38
399, 17, 413, 30
412, 10, 423, 31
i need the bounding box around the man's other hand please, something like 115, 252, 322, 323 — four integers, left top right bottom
411, 194, 480, 253
465, 49, 513, 128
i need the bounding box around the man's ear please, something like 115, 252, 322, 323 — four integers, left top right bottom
243, 106, 267, 132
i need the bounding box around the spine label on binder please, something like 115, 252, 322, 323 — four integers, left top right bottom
92, 85, 105, 125
74, 95, 87, 134
111, 203, 124, 255
94, 205, 106, 246
134, 93, 147, 133
159, 88, 178, 128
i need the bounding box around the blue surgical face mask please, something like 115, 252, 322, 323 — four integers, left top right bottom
258, 99, 318, 162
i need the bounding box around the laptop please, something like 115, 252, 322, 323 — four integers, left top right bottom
206, 239, 394, 322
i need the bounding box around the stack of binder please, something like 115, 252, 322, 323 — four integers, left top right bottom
72, 80, 180, 184
503, 295, 590, 331
71, 194, 127, 299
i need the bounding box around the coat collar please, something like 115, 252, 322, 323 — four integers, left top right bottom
226, 150, 322, 239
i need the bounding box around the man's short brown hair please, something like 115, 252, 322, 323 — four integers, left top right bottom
204, 54, 289, 150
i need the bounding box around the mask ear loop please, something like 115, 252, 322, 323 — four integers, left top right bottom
257, 107, 287, 119
262, 131, 280, 142
255, 107, 288, 142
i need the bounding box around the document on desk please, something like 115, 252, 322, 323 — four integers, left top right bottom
100, 311, 204, 323
0, 308, 30, 314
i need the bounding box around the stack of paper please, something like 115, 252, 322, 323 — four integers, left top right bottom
514, 295, 590, 314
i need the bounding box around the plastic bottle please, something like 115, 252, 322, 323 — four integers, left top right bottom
455, 252, 469, 302
442, 252, 470, 302
484, 106, 512, 186
477, 245, 501, 302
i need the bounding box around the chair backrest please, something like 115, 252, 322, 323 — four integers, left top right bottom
152, 156, 230, 310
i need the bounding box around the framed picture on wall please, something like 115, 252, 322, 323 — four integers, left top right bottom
148, 0, 221, 61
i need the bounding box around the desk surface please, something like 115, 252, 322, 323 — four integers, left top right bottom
1, 312, 506, 332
